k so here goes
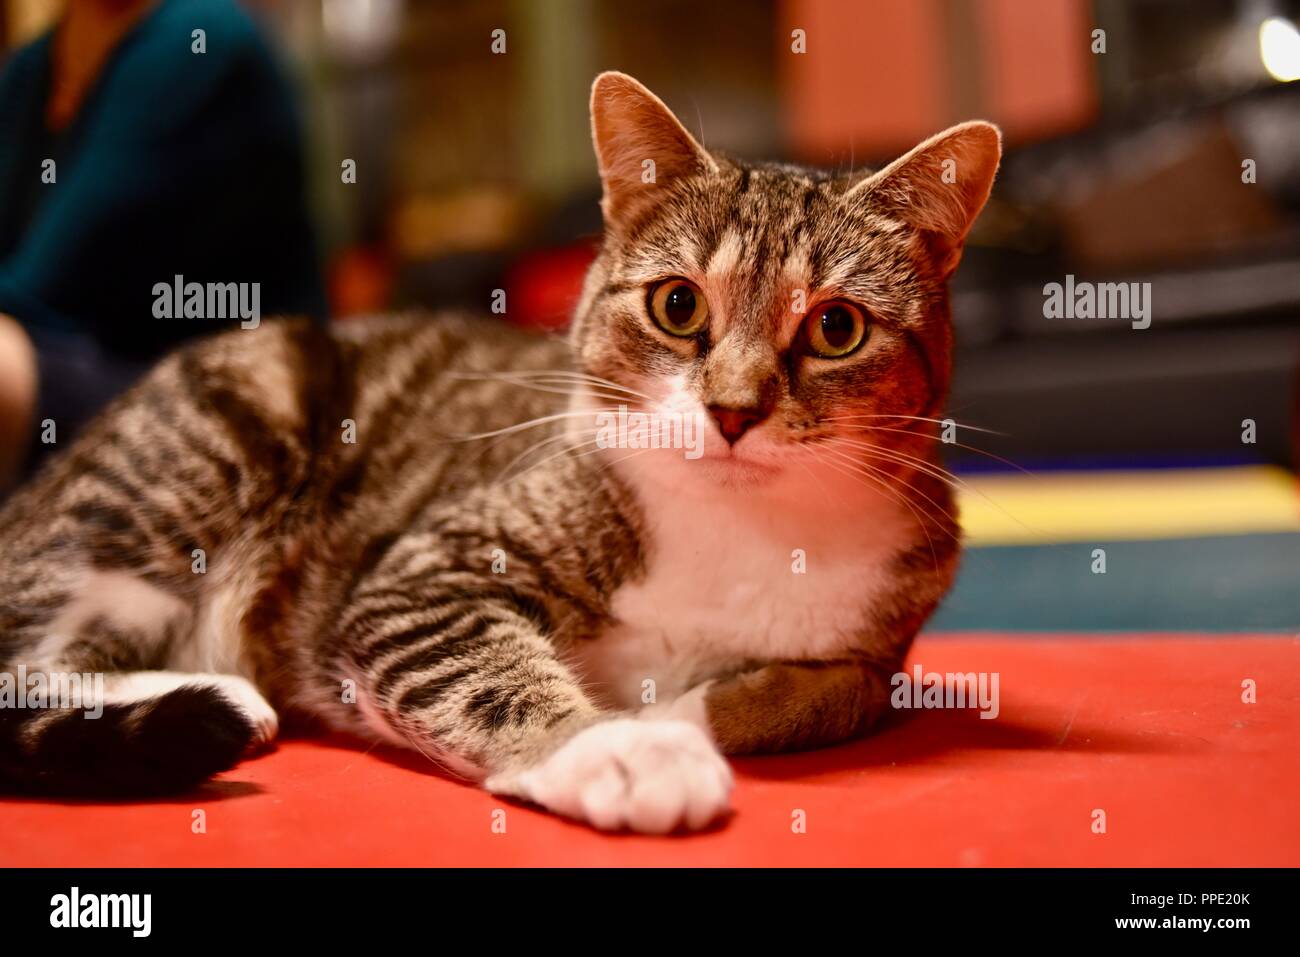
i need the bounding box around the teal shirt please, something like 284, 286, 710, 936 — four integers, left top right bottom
0, 0, 325, 357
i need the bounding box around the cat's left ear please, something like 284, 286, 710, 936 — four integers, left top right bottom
848, 121, 1002, 279
590, 71, 718, 230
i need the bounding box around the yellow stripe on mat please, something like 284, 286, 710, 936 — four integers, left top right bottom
957, 465, 1300, 546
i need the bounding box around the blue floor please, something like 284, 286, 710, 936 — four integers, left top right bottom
928, 532, 1300, 632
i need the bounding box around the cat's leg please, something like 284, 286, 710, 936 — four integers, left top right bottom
681, 576, 944, 754
0, 539, 279, 796
0, 680, 263, 795
0, 610, 274, 795
686, 656, 900, 755
335, 571, 732, 833
0, 561, 278, 796
100, 671, 278, 744
0, 556, 279, 794
0, 323, 322, 794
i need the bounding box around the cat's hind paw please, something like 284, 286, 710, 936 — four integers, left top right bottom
104, 671, 278, 749
487, 719, 733, 834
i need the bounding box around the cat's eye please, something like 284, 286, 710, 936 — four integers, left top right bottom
802, 301, 868, 358
648, 279, 709, 337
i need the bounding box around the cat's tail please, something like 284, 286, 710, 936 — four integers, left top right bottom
0, 677, 256, 796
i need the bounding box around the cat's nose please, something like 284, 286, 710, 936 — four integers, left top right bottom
707, 405, 768, 445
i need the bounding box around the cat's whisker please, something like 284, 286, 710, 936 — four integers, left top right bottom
818, 436, 968, 492
793, 456, 835, 502
451, 369, 652, 401
451, 409, 621, 442
813, 455, 951, 581
832, 422, 1035, 477
498, 434, 612, 484
456, 410, 618, 479
589, 444, 660, 477
829, 449, 967, 509
813, 443, 961, 540
448, 369, 646, 411
474, 380, 641, 405
822, 413, 1006, 437
813, 447, 916, 519
496, 427, 607, 481
821, 435, 1039, 535
810, 449, 943, 572
826, 436, 998, 535
512, 378, 641, 399
499, 369, 653, 400
453, 413, 610, 479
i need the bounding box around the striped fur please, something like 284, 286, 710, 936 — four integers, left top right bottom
0, 73, 999, 831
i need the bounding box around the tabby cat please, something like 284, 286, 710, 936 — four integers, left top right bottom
0, 73, 999, 833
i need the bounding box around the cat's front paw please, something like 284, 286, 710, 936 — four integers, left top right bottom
487, 719, 733, 834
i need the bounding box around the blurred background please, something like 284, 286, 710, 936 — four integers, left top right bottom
3, 0, 1298, 630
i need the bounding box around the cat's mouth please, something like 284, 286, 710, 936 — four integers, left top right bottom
691, 449, 782, 485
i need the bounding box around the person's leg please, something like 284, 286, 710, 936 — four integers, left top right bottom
1, 318, 155, 490
0, 314, 38, 490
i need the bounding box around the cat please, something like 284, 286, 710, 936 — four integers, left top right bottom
0, 72, 999, 833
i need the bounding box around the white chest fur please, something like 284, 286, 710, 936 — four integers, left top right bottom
574, 472, 911, 710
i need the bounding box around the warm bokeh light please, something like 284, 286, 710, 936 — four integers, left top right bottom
1260, 16, 1300, 83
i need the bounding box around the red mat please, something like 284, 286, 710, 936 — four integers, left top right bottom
3, 635, 1296, 867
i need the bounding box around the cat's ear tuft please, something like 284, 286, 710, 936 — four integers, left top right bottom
590, 72, 718, 229
849, 121, 1002, 278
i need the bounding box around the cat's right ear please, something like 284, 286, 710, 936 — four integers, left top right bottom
590, 72, 718, 230
847, 121, 1002, 280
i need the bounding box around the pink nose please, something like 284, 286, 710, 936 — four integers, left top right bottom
707, 405, 767, 445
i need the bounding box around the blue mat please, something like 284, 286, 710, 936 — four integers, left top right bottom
928, 533, 1300, 632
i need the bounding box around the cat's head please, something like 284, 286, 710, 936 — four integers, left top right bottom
570, 72, 999, 505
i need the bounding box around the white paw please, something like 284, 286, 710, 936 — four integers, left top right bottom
488, 719, 733, 834
104, 671, 279, 746
202, 675, 279, 746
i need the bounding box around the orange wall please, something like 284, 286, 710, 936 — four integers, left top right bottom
977, 0, 1098, 141
780, 0, 1098, 161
